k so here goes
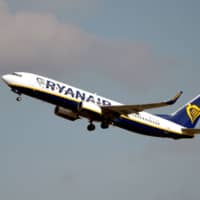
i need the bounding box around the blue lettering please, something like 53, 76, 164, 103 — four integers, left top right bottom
56, 83, 65, 93
65, 88, 74, 98
102, 100, 111, 106
76, 90, 85, 101
86, 95, 95, 103
46, 80, 55, 91
97, 97, 101, 105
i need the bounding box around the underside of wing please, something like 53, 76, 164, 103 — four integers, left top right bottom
101, 91, 183, 116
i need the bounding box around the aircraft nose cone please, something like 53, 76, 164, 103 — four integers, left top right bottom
2, 74, 10, 84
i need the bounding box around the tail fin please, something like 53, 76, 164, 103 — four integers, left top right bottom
170, 95, 200, 128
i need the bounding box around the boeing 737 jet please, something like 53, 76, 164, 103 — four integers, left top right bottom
2, 72, 200, 139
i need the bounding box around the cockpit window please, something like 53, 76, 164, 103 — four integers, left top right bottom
12, 72, 22, 77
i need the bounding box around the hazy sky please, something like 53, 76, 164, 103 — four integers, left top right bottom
1, 0, 200, 199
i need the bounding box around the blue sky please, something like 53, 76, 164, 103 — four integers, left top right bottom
1, 0, 200, 199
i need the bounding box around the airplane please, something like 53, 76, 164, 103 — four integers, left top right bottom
2, 72, 200, 139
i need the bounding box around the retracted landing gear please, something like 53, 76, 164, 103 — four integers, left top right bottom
87, 121, 96, 131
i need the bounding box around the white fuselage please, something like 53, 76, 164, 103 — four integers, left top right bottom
2, 72, 189, 139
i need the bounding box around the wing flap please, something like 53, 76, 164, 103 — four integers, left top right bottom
101, 91, 183, 115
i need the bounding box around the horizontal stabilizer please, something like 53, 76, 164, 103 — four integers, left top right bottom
182, 128, 200, 135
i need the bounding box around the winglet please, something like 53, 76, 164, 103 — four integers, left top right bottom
101, 91, 184, 116
167, 91, 183, 105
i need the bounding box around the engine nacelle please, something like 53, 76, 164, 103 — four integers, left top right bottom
54, 106, 79, 121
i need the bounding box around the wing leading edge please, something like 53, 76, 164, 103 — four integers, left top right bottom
101, 91, 183, 116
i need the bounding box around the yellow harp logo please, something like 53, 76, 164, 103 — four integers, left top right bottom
186, 104, 200, 124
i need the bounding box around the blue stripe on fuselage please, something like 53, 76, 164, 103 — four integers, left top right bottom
113, 117, 193, 139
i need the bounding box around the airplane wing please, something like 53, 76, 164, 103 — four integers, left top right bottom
101, 91, 183, 116
182, 128, 200, 135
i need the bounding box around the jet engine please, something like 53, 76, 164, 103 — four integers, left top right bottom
54, 106, 79, 121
